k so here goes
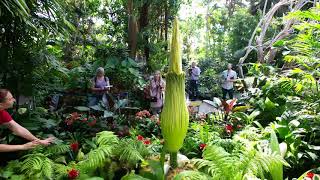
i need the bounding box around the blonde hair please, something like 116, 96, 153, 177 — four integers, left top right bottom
96, 67, 105, 75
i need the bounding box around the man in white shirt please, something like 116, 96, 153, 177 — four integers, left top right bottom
189, 62, 201, 100
220, 64, 237, 100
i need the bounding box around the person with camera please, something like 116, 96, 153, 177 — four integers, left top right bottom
188, 62, 201, 101
220, 63, 237, 100
88, 67, 111, 107
149, 70, 165, 115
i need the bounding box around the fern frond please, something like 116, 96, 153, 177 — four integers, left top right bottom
237, 148, 288, 179
114, 139, 150, 166
96, 131, 119, 146
121, 172, 150, 180
173, 170, 211, 180
77, 145, 112, 171
45, 144, 70, 156
54, 163, 72, 175
42, 157, 53, 179
193, 145, 236, 179
193, 141, 288, 180
21, 153, 53, 179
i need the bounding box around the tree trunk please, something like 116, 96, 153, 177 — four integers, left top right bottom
139, 2, 150, 71
127, 0, 138, 59
164, 0, 169, 44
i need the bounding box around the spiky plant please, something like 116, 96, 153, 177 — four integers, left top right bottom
160, 18, 189, 168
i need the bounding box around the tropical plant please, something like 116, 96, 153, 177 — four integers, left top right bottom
114, 138, 151, 167
191, 128, 289, 180
160, 18, 189, 168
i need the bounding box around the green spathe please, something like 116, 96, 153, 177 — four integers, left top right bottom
161, 73, 189, 153
160, 17, 189, 168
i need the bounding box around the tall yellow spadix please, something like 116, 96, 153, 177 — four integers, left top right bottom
168, 18, 182, 75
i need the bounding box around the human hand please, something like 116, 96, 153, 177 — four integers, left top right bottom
22, 141, 40, 150
35, 137, 55, 146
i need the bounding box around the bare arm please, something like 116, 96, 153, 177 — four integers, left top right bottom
6, 120, 39, 141
0, 141, 39, 152
5, 120, 54, 145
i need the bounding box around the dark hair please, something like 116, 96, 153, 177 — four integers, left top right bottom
0, 89, 9, 103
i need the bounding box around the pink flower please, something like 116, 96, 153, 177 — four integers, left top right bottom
68, 169, 79, 179
199, 143, 207, 150
135, 110, 151, 118
137, 135, 144, 141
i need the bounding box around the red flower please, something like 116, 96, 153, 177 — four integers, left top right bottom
237, 124, 242, 129
70, 142, 79, 152
137, 135, 144, 141
199, 143, 207, 150
88, 119, 97, 127
222, 99, 237, 113
68, 169, 79, 179
306, 172, 315, 179
225, 124, 233, 133
143, 139, 151, 145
